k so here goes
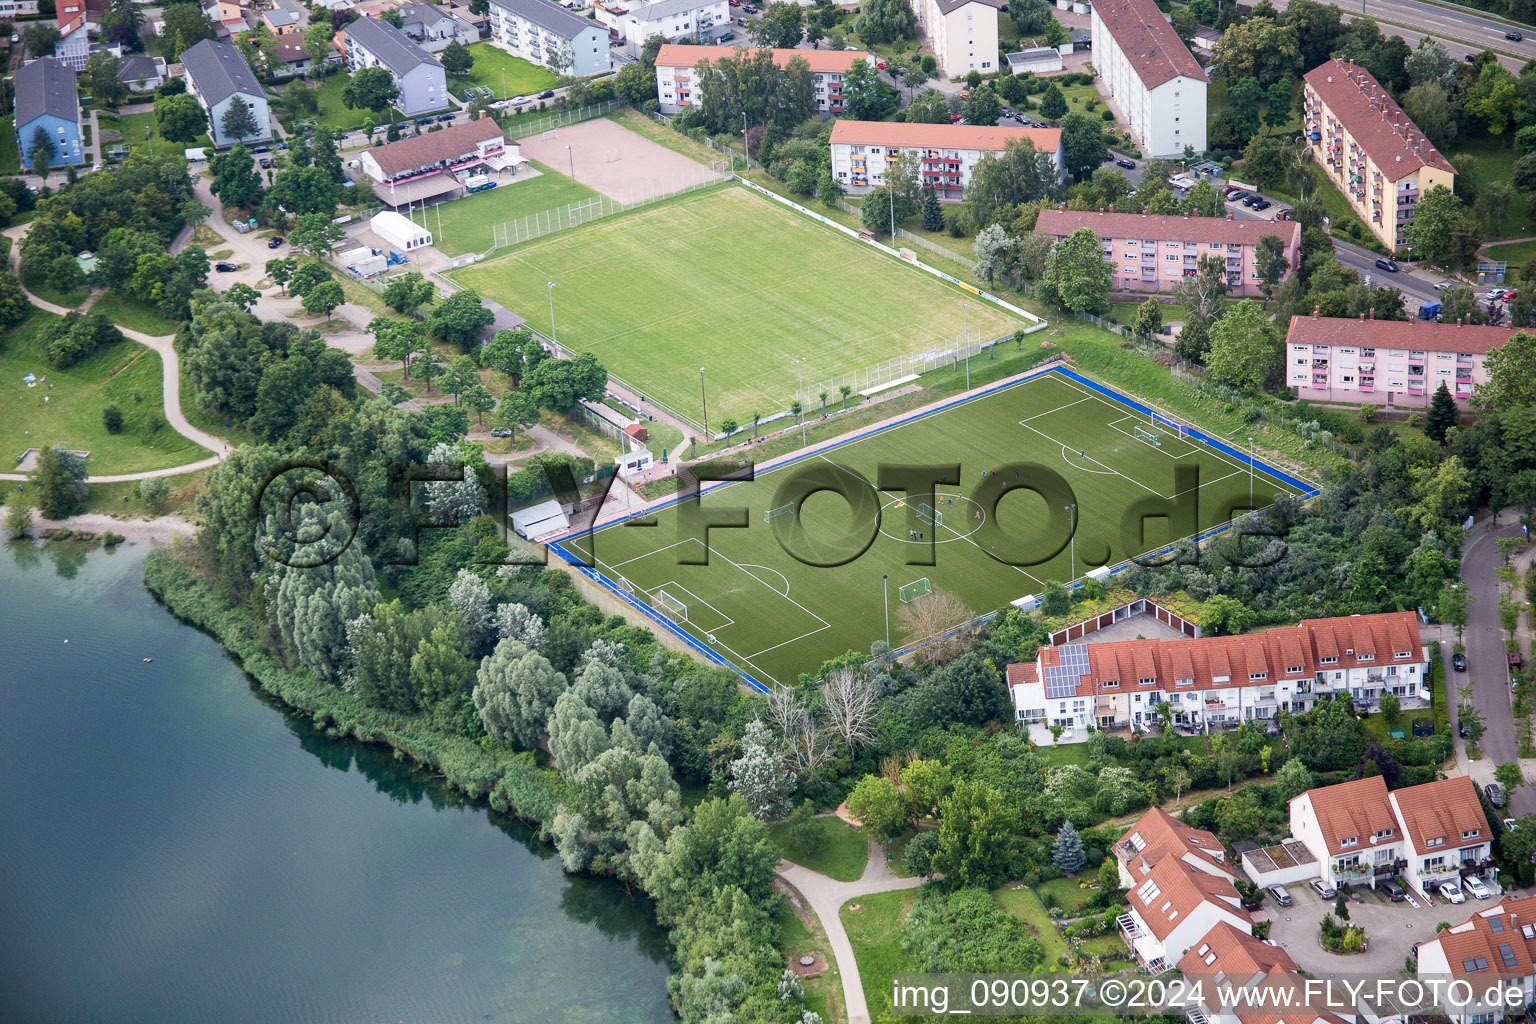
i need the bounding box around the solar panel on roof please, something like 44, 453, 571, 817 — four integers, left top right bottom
1044, 644, 1090, 699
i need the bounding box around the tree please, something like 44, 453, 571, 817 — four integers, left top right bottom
902, 830, 940, 878
154, 92, 208, 144
1496, 761, 1524, 797
1051, 820, 1086, 874
820, 667, 880, 750
546, 690, 612, 774
522, 352, 607, 412
84, 52, 129, 108
4, 501, 32, 539
1212, 16, 1302, 87
161, 3, 216, 57
1255, 234, 1289, 306
961, 85, 1002, 127
1038, 83, 1067, 120
268, 165, 343, 217
914, 652, 1009, 728
1477, 181, 1516, 236
932, 780, 1014, 887
265, 257, 296, 296
1402, 84, 1456, 151
1206, 299, 1281, 393
101, 404, 124, 434
465, 383, 496, 426
729, 719, 795, 821
1407, 38, 1457, 91
840, 58, 899, 121
847, 773, 906, 839
441, 353, 479, 404
751, 1, 804, 47
31, 445, 88, 519
921, 185, 943, 231
1427, 381, 1459, 441
441, 40, 473, 76
210, 145, 263, 209
289, 211, 344, 255
342, 66, 401, 114
304, 21, 336, 79
428, 288, 495, 349
302, 279, 344, 323
473, 638, 568, 748
382, 271, 436, 315
1405, 185, 1465, 263
1133, 299, 1163, 338
1060, 112, 1107, 183
1379, 691, 1400, 727
906, 88, 950, 124
135, 476, 170, 513
854, 0, 915, 44
220, 95, 260, 144
1475, 332, 1536, 411
27, 125, 55, 178
973, 223, 1014, 285
1040, 227, 1110, 313
1228, 77, 1265, 138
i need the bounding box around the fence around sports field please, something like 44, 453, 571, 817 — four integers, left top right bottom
502, 99, 625, 140
479, 169, 731, 252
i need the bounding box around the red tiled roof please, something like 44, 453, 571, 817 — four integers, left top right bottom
829, 119, 1062, 155
1389, 776, 1488, 854
1129, 855, 1248, 941
1293, 776, 1397, 856
1423, 896, 1536, 980
1093, 0, 1206, 88
1304, 59, 1455, 177
655, 43, 871, 73
1177, 920, 1296, 978
1286, 314, 1515, 357
1118, 807, 1232, 879
1035, 208, 1300, 249
364, 118, 506, 178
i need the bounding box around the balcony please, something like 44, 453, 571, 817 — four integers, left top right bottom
1312, 359, 1329, 368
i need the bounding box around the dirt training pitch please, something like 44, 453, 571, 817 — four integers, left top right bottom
517, 118, 725, 203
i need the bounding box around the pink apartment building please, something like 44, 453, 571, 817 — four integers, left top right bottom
1285, 313, 1508, 407
1033, 208, 1300, 298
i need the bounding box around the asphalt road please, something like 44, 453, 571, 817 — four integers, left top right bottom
1269, 0, 1532, 70
1454, 518, 1534, 818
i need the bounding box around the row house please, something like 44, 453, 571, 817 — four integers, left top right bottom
1114, 807, 1232, 890
1090, 0, 1206, 157
1415, 898, 1536, 1023
1119, 838, 1250, 973
1303, 59, 1456, 253
912, 0, 1001, 77
595, 0, 730, 56
1178, 923, 1365, 1024
1007, 611, 1426, 736
828, 121, 1063, 201
1033, 207, 1300, 298
52, 5, 90, 71
486, 0, 610, 77
341, 16, 450, 115
653, 43, 871, 116
1286, 312, 1504, 408
1390, 776, 1496, 896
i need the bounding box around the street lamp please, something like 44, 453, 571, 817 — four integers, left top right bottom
1248, 437, 1255, 508
547, 281, 557, 346
962, 302, 970, 390
794, 356, 808, 447
700, 366, 709, 436
566, 144, 574, 180
1064, 502, 1077, 582
742, 112, 750, 167
883, 574, 890, 648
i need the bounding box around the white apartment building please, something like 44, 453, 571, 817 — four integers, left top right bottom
486, 0, 610, 77
1390, 776, 1496, 896
1290, 776, 1406, 892
1287, 313, 1505, 409
1007, 611, 1428, 737
828, 120, 1064, 200
594, 0, 730, 55
1090, 0, 1207, 157
341, 16, 450, 116
653, 43, 871, 116
1416, 898, 1536, 1024
912, 0, 1002, 77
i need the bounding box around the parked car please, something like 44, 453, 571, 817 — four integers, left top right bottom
876, 60, 888, 69
948, 113, 963, 123
267, 236, 285, 249
1242, 195, 1263, 207
1116, 158, 1136, 169
415, 116, 435, 126
1464, 875, 1492, 899
1453, 652, 1467, 671
1503, 289, 1519, 301
259, 158, 274, 168
490, 427, 512, 437
1268, 885, 1292, 906
438, 113, 456, 122
1226, 189, 1248, 201
1375, 257, 1399, 272
1254, 199, 1271, 211
214, 261, 239, 272
1466, 53, 1477, 62
1508, 30, 1523, 40
1487, 783, 1507, 808
1439, 879, 1466, 903
1511, 649, 1524, 669
1310, 879, 1336, 899
1505, 818, 1519, 830
1274, 208, 1292, 220
717, 31, 734, 40
1383, 880, 1407, 901
252, 145, 271, 154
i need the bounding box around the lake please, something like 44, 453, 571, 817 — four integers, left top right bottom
0, 540, 675, 1024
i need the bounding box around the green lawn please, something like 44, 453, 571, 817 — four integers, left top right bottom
775, 903, 842, 1023
563, 366, 1306, 685
449, 186, 1023, 425
1485, 239, 1536, 284
89, 291, 181, 336
0, 116, 19, 173
447, 42, 558, 101
432, 160, 601, 256
20, 265, 89, 309
96, 110, 205, 161
840, 888, 920, 1023
1268, 166, 1381, 251
0, 309, 203, 475
995, 884, 1073, 968
310, 73, 375, 134
1035, 875, 1095, 915
1449, 134, 1530, 240
768, 816, 870, 881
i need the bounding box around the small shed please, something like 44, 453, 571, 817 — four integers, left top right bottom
337, 244, 387, 278
1006, 47, 1063, 75
509, 499, 570, 541
614, 448, 654, 478
370, 210, 433, 251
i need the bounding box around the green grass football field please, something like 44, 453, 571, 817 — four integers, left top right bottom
448, 186, 1022, 427
561, 368, 1308, 687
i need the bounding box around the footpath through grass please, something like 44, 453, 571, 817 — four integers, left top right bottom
0, 309, 202, 474
768, 817, 870, 881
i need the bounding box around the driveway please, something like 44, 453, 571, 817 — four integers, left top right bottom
1262, 883, 1486, 976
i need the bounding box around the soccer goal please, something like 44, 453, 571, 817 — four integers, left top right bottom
604, 147, 621, 163
615, 575, 635, 595
764, 503, 796, 524
917, 502, 943, 528
899, 578, 933, 603
1133, 426, 1164, 447
652, 589, 688, 623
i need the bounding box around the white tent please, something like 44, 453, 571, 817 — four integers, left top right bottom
369, 210, 433, 251
509, 499, 569, 541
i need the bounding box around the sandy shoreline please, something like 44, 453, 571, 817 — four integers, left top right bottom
0, 506, 197, 545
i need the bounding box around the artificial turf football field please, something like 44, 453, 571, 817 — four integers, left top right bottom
448, 186, 1021, 426
560, 368, 1309, 687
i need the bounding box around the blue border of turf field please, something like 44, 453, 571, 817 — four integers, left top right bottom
545, 364, 1321, 693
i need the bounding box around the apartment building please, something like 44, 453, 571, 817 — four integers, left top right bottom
1303, 59, 1456, 253
341, 16, 450, 115
180, 39, 273, 147
1120, 849, 1251, 973
1090, 0, 1206, 158
1007, 611, 1427, 736
913, 0, 1002, 77
486, 0, 609, 77
653, 44, 871, 116
0, 0, 41, 17
1389, 776, 1495, 897
1033, 208, 1299, 298
595, 0, 730, 56
1286, 313, 1505, 408
1415, 898, 1536, 1023
1290, 776, 1406, 892
828, 121, 1064, 200
15, 57, 84, 169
